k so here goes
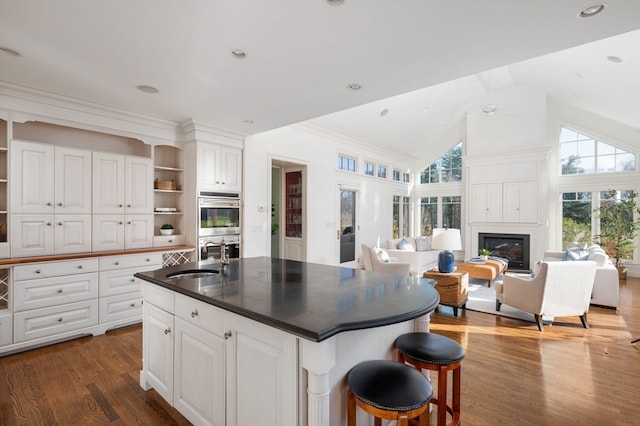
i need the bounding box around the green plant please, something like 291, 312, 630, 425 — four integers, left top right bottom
594, 190, 640, 268
160, 223, 174, 230
479, 248, 491, 256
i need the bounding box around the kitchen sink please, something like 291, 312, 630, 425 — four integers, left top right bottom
166, 269, 220, 279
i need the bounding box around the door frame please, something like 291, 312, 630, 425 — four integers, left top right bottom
336, 183, 360, 265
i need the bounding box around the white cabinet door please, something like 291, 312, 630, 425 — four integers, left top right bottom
225, 313, 297, 426
471, 183, 502, 222
124, 215, 153, 249
198, 143, 220, 191
502, 182, 521, 222
93, 152, 125, 214
10, 141, 55, 214
283, 237, 304, 261
0, 311, 12, 347
143, 302, 174, 404
174, 317, 225, 426
54, 147, 92, 214
219, 147, 242, 192
125, 156, 153, 214
518, 181, 538, 223
54, 214, 92, 254
92, 215, 125, 252
10, 215, 54, 257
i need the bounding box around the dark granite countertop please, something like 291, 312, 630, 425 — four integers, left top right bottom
135, 256, 439, 342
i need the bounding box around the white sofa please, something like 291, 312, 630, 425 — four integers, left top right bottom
385, 237, 440, 276
543, 245, 619, 308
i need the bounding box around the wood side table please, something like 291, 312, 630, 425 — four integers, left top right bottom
422, 270, 469, 316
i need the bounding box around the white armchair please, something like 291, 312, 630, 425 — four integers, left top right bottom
361, 244, 411, 276
494, 261, 597, 331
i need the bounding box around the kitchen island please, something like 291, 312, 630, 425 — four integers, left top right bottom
135, 257, 439, 426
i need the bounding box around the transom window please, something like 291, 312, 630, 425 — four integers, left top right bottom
377, 165, 387, 179
364, 161, 375, 176
338, 155, 356, 172
420, 142, 462, 184
560, 127, 636, 175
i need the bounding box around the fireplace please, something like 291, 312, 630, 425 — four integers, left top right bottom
478, 233, 530, 271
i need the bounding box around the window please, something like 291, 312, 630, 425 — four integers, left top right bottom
338, 155, 356, 172
377, 165, 387, 179
419, 142, 463, 184
392, 169, 401, 181
393, 195, 411, 238
419, 196, 461, 236
402, 172, 410, 183
364, 161, 375, 176
560, 127, 636, 175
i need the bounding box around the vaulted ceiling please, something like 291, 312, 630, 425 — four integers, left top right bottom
1, 1, 639, 157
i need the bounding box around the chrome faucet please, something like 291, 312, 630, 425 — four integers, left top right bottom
219, 238, 230, 271
202, 240, 217, 259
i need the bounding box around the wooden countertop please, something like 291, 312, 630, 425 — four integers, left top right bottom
0, 245, 195, 266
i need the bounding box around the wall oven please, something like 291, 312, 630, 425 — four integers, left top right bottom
199, 235, 241, 261
199, 192, 241, 237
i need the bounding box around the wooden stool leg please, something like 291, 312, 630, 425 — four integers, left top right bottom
398, 414, 408, 426
375, 417, 382, 426
437, 365, 448, 426
348, 390, 357, 426
451, 365, 461, 425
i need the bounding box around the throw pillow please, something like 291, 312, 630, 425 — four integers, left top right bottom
415, 236, 431, 251
530, 260, 543, 278
563, 248, 589, 261
397, 238, 415, 251
373, 247, 390, 263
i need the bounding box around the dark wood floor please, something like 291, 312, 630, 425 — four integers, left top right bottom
1, 277, 638, 425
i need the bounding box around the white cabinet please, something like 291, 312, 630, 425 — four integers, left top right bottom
10, 142, 92, 256
503, 181, 538, 223
471, 181, 538, 223
0, 311, 11, 347
142, 284, 298, 426
471, 183, 503, 222
92, 214, 153, 251
93, 152, 153, 214
198, 143, 242, 193
11, 141, 91, 214
143, 301, 175, 403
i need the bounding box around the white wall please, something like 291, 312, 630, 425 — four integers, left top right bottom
243, 124, 413, 265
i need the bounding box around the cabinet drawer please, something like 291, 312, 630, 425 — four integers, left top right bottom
153, 235, 186, 247
0, 311, 12, 347
99, 253, 163, 271
99, 264, 160, 298
13, 273, 99, 312
143, 282, 174, 313
99, 293, 143, 323
13, 299, 99, 343
175, 292, 225, 337
13, 258, 99, 281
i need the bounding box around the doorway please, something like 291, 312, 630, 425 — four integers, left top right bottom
271, 160, 306, 261
339, 189, 357, 264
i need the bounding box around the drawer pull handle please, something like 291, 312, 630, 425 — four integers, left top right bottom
130, 303, 136, 307
46, 202, 52, 206
169, 239, 173, 243
46, 222, 52, 226
57, 289, 63, 293
127, 204, 132, 208
114, 262, 119, 266
58, 222, 63, 226
119, 204, 123, 208
58, 203, 63, 206
130, 278, 135, 282
146, 258, 150, 262
224, 331, 232, 339
35, 269, 41, 274
118, 221, 123, 225
57, 317, 63, 322
78, 265, 83, 269
191, 310, 198, 318
164, 328, 171, 335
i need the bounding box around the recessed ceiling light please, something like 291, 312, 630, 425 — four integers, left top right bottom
380, 109, 389, 117
231, 49, 247, 58
137, 85, 159, 94
607, 55, 622, 63
326, 0, 345, 5
578, 3, 607, 18
243, 119, 254, 124
347, 83, 361, 91
0, 46, 20, 57
482, 105, 498, 115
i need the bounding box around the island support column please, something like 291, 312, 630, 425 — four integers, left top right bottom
301, 337, 336, 426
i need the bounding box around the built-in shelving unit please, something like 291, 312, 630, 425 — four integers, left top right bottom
0, 118, 8, 258
153, 145, 185, 246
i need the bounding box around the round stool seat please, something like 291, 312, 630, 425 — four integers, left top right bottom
396, 332, 465, 364
348, 360, 432, 412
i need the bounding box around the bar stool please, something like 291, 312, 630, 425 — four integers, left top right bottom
347, 360, 432, 426
395, 332, 465, 426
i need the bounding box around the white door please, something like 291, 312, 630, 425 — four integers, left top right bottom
10, 141, 55, 214
55, 147, 92, 214
143, 303, 174, 404
54, 214, 92, 254
174, 317, 225, 426
225, 314, 297, 426
124, 214, 153, 249
93, 152, 125, 214
92, 215, 125, 252
10, 215, 54, 257
125, 156, 153, 214
338, 188, 357, 264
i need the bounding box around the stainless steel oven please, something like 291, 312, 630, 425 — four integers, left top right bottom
199, 235, 241, 261
199, 192, 240, 237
